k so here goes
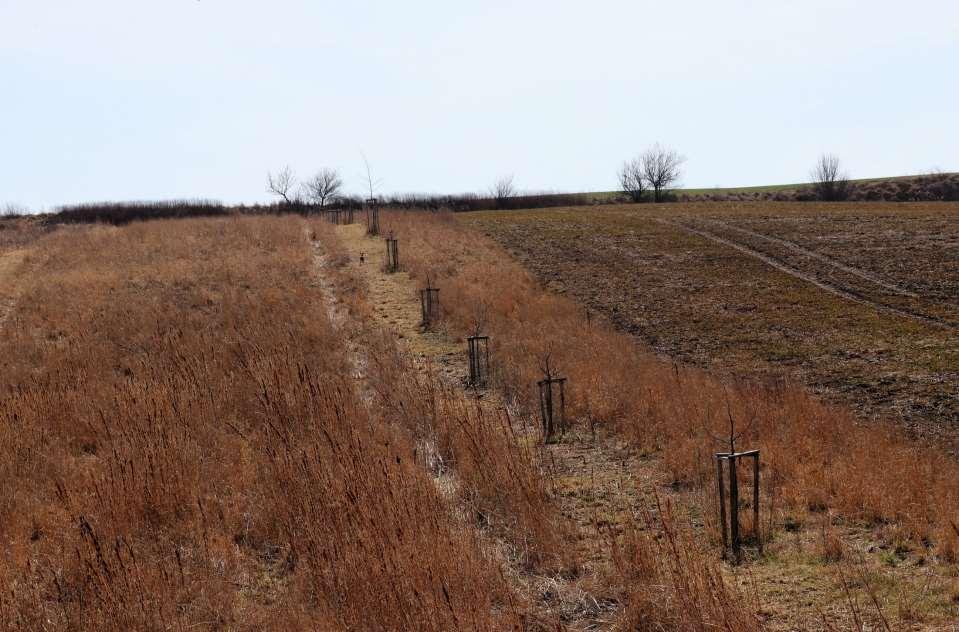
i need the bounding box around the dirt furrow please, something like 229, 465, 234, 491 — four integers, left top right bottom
699, 218, 921, 298
662, 219, 957, 330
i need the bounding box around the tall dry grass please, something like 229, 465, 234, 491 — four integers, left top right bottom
309, 219, 577, 576
0, 216, 525, 630
381, 210, 959, 557
310, 217, 768, 630
610, 496, 764, 631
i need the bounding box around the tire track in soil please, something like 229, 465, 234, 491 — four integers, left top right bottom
701, 218, 921, 298
661, 219, 958, 330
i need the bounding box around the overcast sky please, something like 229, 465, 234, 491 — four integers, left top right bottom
2, 0, 957, 210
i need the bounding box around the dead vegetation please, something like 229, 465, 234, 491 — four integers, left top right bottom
3, 205, 956, 630
0, 217, 527, 629
381, 208, 959, 628
682, 173, 959, 203
315, 217, 766, 630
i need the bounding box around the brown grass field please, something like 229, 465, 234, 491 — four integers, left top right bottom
0, 205, 957, 630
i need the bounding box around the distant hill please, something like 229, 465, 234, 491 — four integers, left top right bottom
584, 172, 959, 203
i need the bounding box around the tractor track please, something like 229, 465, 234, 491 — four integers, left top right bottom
661, 219, 958, 330
699, 219, 922, 298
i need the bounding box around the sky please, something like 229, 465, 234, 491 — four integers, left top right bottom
2, 0, 957, 210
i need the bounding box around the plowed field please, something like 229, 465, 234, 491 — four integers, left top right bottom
464, 202, 959, 451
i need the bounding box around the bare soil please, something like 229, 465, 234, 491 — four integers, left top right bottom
464, 202, 959, 454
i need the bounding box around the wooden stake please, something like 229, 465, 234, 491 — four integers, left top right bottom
716, 456, 728, 554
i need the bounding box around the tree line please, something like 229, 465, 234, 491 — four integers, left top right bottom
268, 147, 858, 212
616, 145, 855, 203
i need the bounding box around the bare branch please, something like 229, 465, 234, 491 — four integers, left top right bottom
1, 203, 28, 217
490, 175, 515, 209
302, 168, 343, 208
810, 153, 850, 201
539, 352, 553, 380
470, 302, 489, 337
360, 152, 384, 201
640, 143, 685, 203
619, 158, 647, 202
266, 166, 298, 204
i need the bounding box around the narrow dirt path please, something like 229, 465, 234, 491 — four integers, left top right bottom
0, 249, 31, 328
334, 223, 470, 384
309, 225, 626, 628
326, 222, 688, 628
662, 218, 957, 330
309, 248, 373, 402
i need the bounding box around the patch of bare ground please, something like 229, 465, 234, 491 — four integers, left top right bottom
683, 216, 959, 327
662, 218, 957, 329
727, 210, 959, 304
0, 249, 30, 327
701, 219, 922, 298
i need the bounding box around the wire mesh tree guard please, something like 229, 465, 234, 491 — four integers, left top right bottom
420, 276, 440, 328
537, 355, 567, 442
715, 449, 761, 564
467, 335, 490, 388
385, 231, 399, 273
365, 198, 379, 236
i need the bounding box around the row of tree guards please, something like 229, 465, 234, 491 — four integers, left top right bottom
459, 319, 761, 562
317, 208, 355, 225
353, 203, 760, 563
366, 198, 380, 237
366, 199, 401, 273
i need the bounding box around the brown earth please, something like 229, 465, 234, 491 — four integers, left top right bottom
462, 202, 959, 454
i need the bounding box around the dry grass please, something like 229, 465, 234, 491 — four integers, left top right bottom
315, 217, 768, 629
309, 219, 577, 576
381, 208, 959, 566
0, 216, 527, 630
7, 207, 953, 629
610, 496, 764, 631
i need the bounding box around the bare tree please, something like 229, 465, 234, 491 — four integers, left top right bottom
266, 166, 298, 204
303, 168, 343, 208
640, 143, 685, 202
1, 203, 28, 217
810, 154, 850, 201
618, 158, 647, 202
490, 175, 515, 209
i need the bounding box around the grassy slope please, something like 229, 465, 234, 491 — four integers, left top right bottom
581, 172, 958, 200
